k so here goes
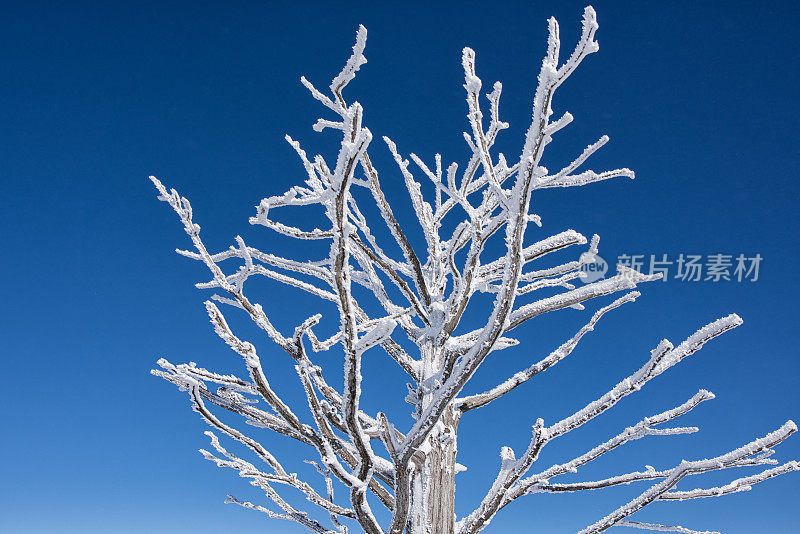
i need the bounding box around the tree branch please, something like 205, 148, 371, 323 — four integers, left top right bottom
457, 291, 639, 412
577, 422, 797, 533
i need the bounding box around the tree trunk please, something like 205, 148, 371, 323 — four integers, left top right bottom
407, 363, 461, 534
407, 410, 458, 534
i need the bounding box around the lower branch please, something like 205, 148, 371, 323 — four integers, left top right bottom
618, 521, 719, 534
578, 421, 797, 533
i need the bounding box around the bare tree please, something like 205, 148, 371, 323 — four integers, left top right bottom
150, 6, 797, 534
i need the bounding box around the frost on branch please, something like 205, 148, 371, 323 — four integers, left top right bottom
150, 6, 796, 534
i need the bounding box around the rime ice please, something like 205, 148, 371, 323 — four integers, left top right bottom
150, 6, 797, 534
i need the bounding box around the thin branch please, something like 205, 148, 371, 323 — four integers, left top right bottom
617, 521, 719, 534
458, 292, 639, 412
577, 421, 797, 533
510, 390, 717, 501
660, 461, 799, 500
151, 176, 296, 354
201, 431, 356, 519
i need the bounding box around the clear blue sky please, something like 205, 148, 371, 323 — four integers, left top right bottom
1, 1, 798, 532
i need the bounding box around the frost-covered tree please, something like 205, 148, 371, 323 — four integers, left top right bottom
150, 7, 797, 534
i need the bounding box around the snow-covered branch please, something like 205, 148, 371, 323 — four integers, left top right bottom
617, 521, 719, 534
577, 421, 797, 533
508, 390, 717, 500
457, 291, 639, 412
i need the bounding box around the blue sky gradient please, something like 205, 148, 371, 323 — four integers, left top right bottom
1, 1, 798, 532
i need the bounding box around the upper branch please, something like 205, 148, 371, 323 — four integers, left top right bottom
322, 97, 385, 533
151, 177, 296, 355
398, 4, 609, 467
